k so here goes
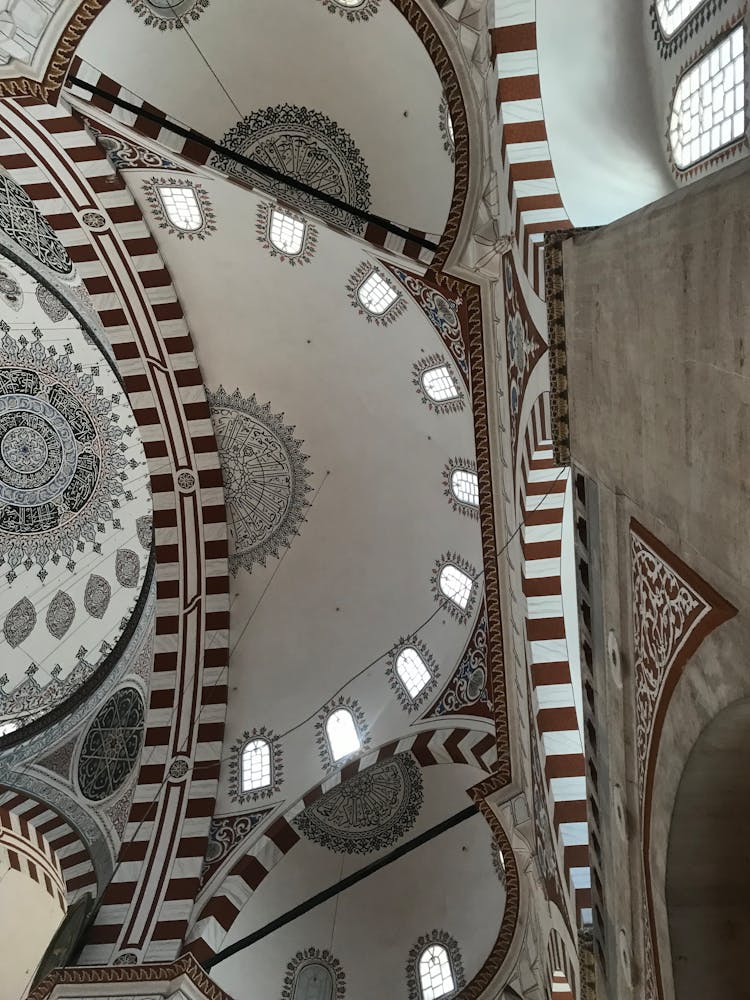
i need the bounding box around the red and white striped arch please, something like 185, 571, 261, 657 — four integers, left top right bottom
547, 928, 577, 999
0, 786, 97, 910
490, 1, 571, 296
186, 725, 497, 963
520, 393, 590, 925
0, 96, 231, 964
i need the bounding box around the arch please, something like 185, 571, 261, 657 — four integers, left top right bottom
241, 737, 273, 793
0, 786, 97, 906
666, 697, 750, 999
519, 391, 589, 926
546, 928, 577, 999
63, 0, 478, 270
185, 725, 497, 961
325, 708, 362, 763
0, 98, 230, 964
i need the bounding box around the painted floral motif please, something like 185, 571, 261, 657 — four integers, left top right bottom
503, 253, 547, 464
0, 330, 138, 582
0, 176, 73, 276
423, 608, 492, 721
77, 686, 144, 801
87, 121, 180, 172
389, 266, 467, 380
3, 596, 36, 647
210, 104, 371, 234
35, 283, 67, 323
0, 269, 22, 311
201, 808, 273, 886
317, 0, 380, 22
142, 176, 216, 241
631, 528, 707, 795
136, 515, 152, 550
207, 386, 312, 575
228, 725, 284, 805
294, 753, 423, 854
115, 549, 140, 588
124, 0, 209, 30
84, 574, 111, 619
315, 695, 371, 772
45, 590, 75, 639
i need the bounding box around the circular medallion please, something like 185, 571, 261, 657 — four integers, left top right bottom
80, 211, 108, 231
0, 176, 73, 276
294, 753, 423, 854
207, 387, 312, 574
210, 105, 371, 234
78, 687, 145, 801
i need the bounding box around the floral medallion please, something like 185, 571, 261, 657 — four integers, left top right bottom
207, 386, 312, 575
125, 0, 210, 30
317, 0, 380, 22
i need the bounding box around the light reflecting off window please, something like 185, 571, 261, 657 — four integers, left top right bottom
439, 563, 473, 610
421, 364, 460, 403
450, 468, 479, 507
357, 270, 399, 315
419, 945, 455, 1000
157, 184, 204, 232
396, 647, 432, 700
669, 27, 746, 169
241, 737, 272, 791
336, 0, 365, 5
269, 208, 306, 256
0, 720, 17, 737
656, 0, 705, 37
447, 112, 454, 144
326, 708, 361, 762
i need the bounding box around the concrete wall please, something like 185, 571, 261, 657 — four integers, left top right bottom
561, 157, 750, 1000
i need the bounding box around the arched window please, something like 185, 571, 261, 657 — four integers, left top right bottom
325, 708, 361, 762
439, 563, 473, 611
335, 0, 366, 5
356, 269, 400, 315
669, 26, 745, 169
419, 944, 456, 999
396, 646, 432, 700
0, 720, 17, 737
269, 208, 306, 256
422, 364, 460, 403
156, 184, 204, 232
656, 0, 706, 38
450, 468, 479, 507
241, 737, 272, 792
293, 961, 334, 1000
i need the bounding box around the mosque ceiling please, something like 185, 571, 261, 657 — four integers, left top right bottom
0, 243, 151, 731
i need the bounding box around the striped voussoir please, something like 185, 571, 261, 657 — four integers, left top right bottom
0, 97, 230, 963
520, 392, 590, 925
65, 57, 437, 267
547, 928, 577, 999
490, 1, 572, 296
0, 786, 96, 910
185, 725, 497, 962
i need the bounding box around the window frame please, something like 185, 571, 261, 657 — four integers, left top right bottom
325, 707, 362, 764
418, 943, 457, 1000
449, 467, 479, 509
268, 206, 307, 258
155, 183, 205, 233
655, 0, 711, 41
355, 268, 400, 317
438, 562, 474, 612
420, 363, 461, 404
395, 645, 433, 702
668, 23, 747, 171
240, 735, 273, 793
